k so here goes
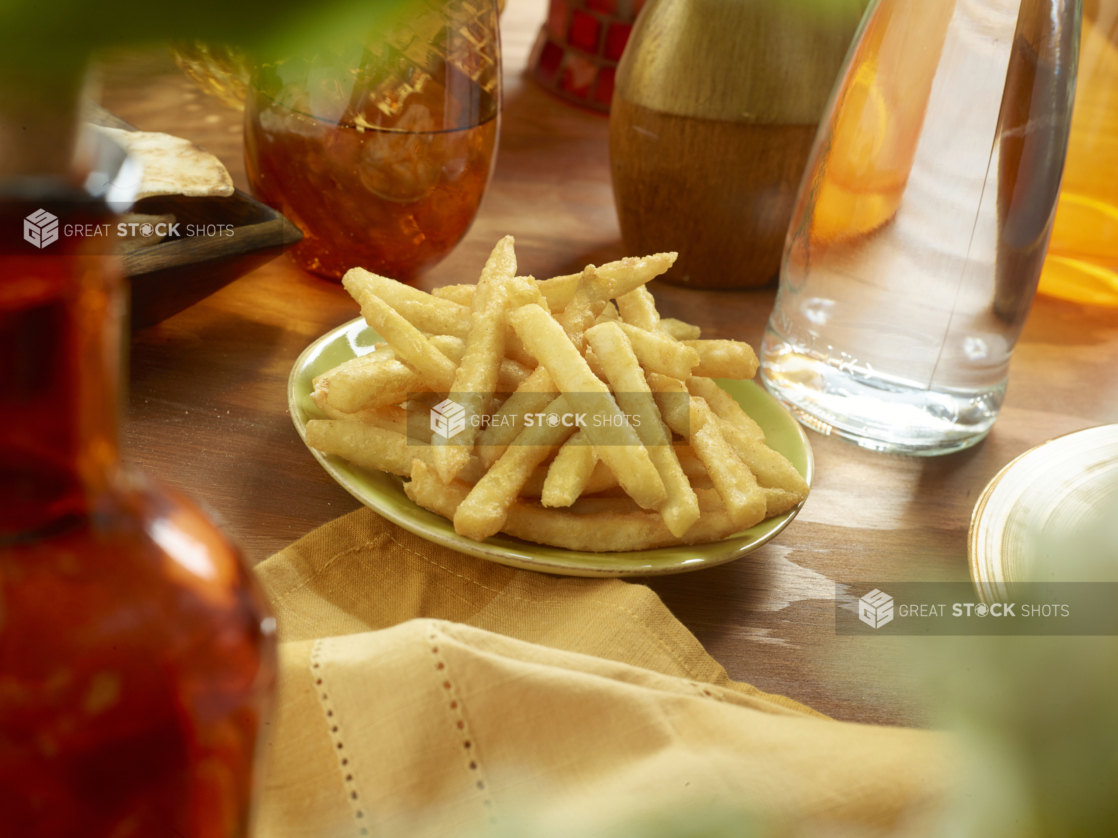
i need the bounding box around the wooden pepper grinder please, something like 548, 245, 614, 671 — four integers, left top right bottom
610, 0, 867, 288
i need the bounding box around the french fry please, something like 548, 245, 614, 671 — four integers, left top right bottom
524, 456, 614, 499
648, 373, 692, 437
689, 398, 767, 530
312, 397, 415, 437
536, 273, 581, 310
658, 318, 701, 341
762, 487, 803, 517
585, 321, 700, 537
475, 366, 558, 468
617, 322, 700, 380
406, 462, 744, 551
432, 284, 475, 306
453, 395, 577, 541
342, 277, 458, 391
595, 301, 620, 324
686, 376, 765, 441
616, 285, 660, 331
503, 324, 539, 368
343, 268, 470, 337
497, 357, 533, 390
433, 236, 517, 483
306, 420, 436, 475
541, 431, 599, 507
556, 266, 612, 351
508, 304, 666, 510
597, 252, 677, 298
538, 252, 675, 309
685, 339, 759, 379
713, 417, 809, 498
319, 354, 424, 412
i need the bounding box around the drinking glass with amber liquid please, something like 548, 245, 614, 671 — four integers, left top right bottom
244, 0, 501, 281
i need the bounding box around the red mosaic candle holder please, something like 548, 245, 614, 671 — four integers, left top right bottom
528, 0, 643, 112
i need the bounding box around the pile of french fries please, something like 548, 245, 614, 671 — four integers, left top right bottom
305, 236, 809, 552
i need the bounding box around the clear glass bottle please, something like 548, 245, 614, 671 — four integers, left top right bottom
0, 99, 276, 837
761, 0, 1081, 455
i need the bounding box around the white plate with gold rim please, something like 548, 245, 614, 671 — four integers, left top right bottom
969, 424, 1118, 602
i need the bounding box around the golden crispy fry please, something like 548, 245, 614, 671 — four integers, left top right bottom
713, 417, 809, 498
318, 353, 424, 412
431, 254, 676, 315
658, 318, 701, 341
595, 301, 620, 324
431, 284, 475, 305
556, 266, 613, 350
406, 462, 744, 551
648, 373, 692, 437
342, 277, 458, 391
685, 376, 765, 441
616, 285, 660, 331
506, 275, 548, 310
344, 268, 470, 338
434, 236, 517, 483
585, 321, 699, 537
311, 393, 415, 436
508, 304, 666, 510
538, 252, 675, 310
503, 324, 539, 368
689, 398, 767, 530
541, 431, 599, 508
453, 395, 576, 541
523, 457, 613, 499
583, 347, 609, 383
497, 357, 533, 390
475, 366, 558, 468
536, 273, 580, 310
306, 420, 436, 475
617, 323, 700, 380
316, 337, 517, 415
596, 252, 677, 299
762, 487, 803, 517
684, 339, 759, 379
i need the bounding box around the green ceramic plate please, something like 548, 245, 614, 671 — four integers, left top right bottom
289, 317, 814, 577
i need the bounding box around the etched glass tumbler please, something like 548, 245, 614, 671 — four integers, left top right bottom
244, 0, 502, 281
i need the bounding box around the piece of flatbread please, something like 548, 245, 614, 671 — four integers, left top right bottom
94, 125, 234, 200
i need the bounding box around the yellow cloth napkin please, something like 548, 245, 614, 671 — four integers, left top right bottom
252, 509, 950, 838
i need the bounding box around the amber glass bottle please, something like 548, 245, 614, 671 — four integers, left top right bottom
0, 143, 276, 834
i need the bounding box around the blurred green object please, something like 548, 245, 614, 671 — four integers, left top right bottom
0, 0, 409, 84
934, 635, 1118, 838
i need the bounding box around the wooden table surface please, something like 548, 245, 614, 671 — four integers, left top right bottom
101, 0, 1118, 727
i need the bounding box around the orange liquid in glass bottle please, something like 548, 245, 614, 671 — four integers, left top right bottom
1038, 0, 1118, 306
244, 0, 501, 282
803, 1, 957, 245
0, 195, 276, 837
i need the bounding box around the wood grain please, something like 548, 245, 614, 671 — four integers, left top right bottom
101, 0, 1118, 727
610, 99, 815, 287
607, 0, 862, 288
